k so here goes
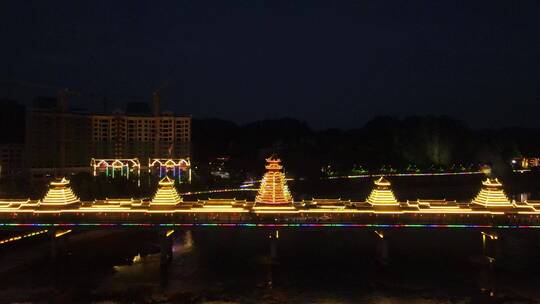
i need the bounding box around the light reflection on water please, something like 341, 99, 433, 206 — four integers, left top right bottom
97, 230, 195, 294
0, 228, 539, 303
88, 229, 540, 303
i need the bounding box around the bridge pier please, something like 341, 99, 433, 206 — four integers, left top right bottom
50, 230, 59, 261
269, 230, 279, 261
484, 231, 535, 271
481, 231, 500, 267
160, 230, 174, 266
374, 230, 389, 266
49, 229, 71, 261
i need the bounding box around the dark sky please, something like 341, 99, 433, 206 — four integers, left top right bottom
1, 1, 539, 129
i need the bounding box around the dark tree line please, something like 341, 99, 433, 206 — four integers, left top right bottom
192, 116, 539, 180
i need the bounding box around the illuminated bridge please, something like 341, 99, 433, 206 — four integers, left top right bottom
2, 158, 540, 230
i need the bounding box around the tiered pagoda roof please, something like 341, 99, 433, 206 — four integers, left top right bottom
471, 178, 512, 208
4, 167, 540, 217
39, 178, 80, 209
366, 177, 399, 206
254, 157, 294, 209
150, 176, 182, 209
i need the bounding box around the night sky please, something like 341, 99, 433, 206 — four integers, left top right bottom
1, 1, 539, 129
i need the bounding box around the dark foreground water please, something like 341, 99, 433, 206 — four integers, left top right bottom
1, 228, 540, 303
2, 174, 540, 303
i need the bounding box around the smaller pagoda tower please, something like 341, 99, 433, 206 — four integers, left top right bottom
254, 157, 295, 209
471, 178, 512, 208
150, 176, 182, 209
39, 178, 80, 210
366, 177, 399, 207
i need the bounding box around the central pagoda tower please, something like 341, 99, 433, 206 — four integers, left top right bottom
150, 176, 183, 210
254, 157, 294, 209
367, 177, 399, 206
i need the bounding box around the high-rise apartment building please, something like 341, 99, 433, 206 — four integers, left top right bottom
0, 99, 26, 178
90, 114, 191, 160
25, 97, 92, 178
24, 94, 191, 179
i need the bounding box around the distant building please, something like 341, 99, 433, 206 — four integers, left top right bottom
512, 157, 540, 170
90, 112, 190, 161
209, 157, 231, 179
25, 96, 92, 179
25, 93, 191, 179
0, 99, 26, 178
0, 144, 25, 178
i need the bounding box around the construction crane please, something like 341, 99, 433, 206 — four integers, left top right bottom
152, 81, 172, 158
152, 81, 170, 116
0, 81, 81, 111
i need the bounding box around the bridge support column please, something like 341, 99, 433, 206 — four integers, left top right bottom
374, 230, 389, 266
269, 230, 279, 261
49, 229, 71, 261
160, 230, 174, 266
50, 230, 59, 261
481, 231, 500, 267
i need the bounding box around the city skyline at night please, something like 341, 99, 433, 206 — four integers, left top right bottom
1, 1, 540, 302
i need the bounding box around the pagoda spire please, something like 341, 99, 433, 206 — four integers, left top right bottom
150, 176, 182, 209
366, 177, 399, 206
471, 178, 512, 208
255, 157, 293, 206
39, 178, 80, 210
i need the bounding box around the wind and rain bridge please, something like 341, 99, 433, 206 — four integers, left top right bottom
1, 157, 540, 229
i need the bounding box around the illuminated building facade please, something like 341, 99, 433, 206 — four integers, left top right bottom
91, 114, 190, 161
149, 158, 191, 181
24, 96, 191, 179
90, 158, 141, 178
512, 157, 540, 170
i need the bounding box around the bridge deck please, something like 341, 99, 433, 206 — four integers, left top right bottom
1, 207, 540, 227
